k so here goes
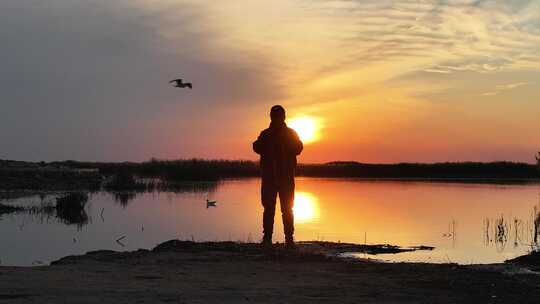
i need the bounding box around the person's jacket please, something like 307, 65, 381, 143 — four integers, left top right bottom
253, 121, 303, 186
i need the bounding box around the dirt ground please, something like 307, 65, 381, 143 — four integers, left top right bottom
1, 241, 539, 303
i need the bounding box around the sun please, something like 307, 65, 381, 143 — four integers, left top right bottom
288, 116, 320, 143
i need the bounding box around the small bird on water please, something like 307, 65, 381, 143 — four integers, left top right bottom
206, 199, 217, 208
169, 78, 192, 89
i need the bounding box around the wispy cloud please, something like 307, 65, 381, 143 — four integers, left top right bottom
481, 81, 533, 96
495, 82, 532, 90
306, 0, 540, 77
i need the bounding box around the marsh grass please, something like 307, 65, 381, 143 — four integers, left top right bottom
0, 192, 89, 228
0, 203, 25, 214
103, 172, 149, 191
0, 166, 101, 191
55, 192, 89, 227
484, 202, 540, 253
533, 204, 540, 251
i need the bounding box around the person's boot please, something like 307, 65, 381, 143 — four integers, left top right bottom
285, 235, 296, 249
261, 234, 273, 249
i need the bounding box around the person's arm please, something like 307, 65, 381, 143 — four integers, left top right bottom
289, 129, 303, 155
253, 131, 267, 155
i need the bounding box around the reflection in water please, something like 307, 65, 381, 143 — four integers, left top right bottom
0, 192, 90, 229
293, 192, 318, 223
109, 181, 220, 207
1, 179, 540, 265
1, 181, 221, 231
156, 180, 219, 195
534, 204, 540, 249
483, 216, 510, 252
112, 192, 137, 207
483, 203, 540, 252
54, 193, 89, 228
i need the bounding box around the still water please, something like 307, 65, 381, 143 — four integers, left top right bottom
1, 178, 539, 266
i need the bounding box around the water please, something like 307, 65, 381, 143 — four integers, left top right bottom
1, 178, 539, 266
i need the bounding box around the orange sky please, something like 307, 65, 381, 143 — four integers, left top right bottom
1, 0, 539, 162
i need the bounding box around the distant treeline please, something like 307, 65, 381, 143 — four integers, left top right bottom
55, 159, 260, 181
300, 161, 539, 180
2, 158, 537, 181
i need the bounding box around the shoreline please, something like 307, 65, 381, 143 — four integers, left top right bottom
1, 176, 539, 194
1, 240, 539, 303
1, 158, 539, 191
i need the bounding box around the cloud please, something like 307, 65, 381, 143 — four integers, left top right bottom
0, 0, 282, 161
495, 82, 532, 90
481, 81, 533, 96
423, 68, 452, 74
308, 0, 540, 78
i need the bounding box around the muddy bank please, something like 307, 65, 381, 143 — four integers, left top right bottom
0, 240, 539, 303
506, 251, 540, 271
50, 240, 434, 266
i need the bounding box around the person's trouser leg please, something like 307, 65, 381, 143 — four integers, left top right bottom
279, 184, 295, 242
261, 183, 278, 241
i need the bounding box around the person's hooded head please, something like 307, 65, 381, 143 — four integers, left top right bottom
270, 105, 286, 124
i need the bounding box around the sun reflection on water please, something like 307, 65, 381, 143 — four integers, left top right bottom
293, 192, 319, 223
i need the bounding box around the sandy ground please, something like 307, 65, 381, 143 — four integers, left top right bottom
1, 241, 539, 303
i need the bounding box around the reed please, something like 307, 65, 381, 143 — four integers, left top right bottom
0, 192, 89, 227
54, 192, 89, 227
534, 205, 540, 246
0, 203, 25, 215
103, 172, 147, 191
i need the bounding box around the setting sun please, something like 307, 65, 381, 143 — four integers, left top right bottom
288, 117, 320, 144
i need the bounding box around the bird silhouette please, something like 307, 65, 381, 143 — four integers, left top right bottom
169, 78, 193, 89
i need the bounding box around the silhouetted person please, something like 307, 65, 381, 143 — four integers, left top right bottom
253, 105, 303, 247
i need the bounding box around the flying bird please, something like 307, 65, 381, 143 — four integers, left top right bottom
169, 78, 193, 89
